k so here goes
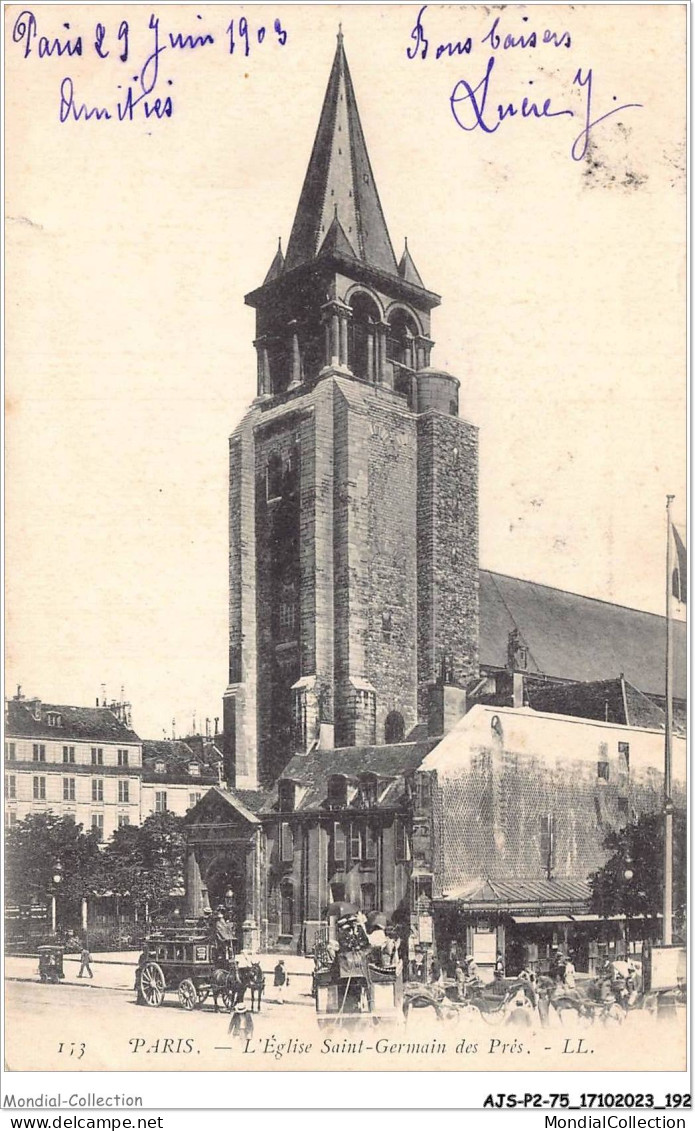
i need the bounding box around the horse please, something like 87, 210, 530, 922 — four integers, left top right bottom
210, 963, 245, 1013
246, 962, 265, 1012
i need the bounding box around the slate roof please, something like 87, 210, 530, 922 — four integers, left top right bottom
142, 739, 218, 785
441, 876, 591, 908
5, 699, 141, 744
283, 33, 399, 277
479, 570, 686, 700
261, 739, 438, 814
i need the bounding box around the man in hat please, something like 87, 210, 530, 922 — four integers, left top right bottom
273, 958, 289, 1003
228, 1001, 254, 1042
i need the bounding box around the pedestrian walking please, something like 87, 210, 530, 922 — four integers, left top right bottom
228, 1002, 254, 1041
273, 958, 289, 1003
78, 945, 93, 979
494, 951, 506, 981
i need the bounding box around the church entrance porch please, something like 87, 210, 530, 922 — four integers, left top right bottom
184, 787, 266, 952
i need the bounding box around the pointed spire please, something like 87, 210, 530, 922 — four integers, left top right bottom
284, 34, 398, 276
263, 237, 285, 284
398, 237, 425, 288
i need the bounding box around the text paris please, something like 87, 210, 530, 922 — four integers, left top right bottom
59, 76, 173, 122
449, 56, 642, 161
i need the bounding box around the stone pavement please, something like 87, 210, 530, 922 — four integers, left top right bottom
4, 951, 314, 1005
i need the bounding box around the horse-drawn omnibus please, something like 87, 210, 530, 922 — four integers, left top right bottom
137, 923, 238, 1010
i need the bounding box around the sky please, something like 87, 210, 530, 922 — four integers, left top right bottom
6, 4, 686, 739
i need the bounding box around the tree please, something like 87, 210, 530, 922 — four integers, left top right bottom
100, 811, 187, 918
589, 810, 687, 940
4, 813, 103, 917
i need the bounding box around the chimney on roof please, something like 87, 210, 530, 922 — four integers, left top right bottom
427, 660, 466, 737
214, 717, 219, 736
26, 697, 41, 721
205, 717, 211, 739
15, 685, 24, 700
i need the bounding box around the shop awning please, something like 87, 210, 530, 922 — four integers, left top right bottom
571, 914, 626, 923
511, 915, 573, 925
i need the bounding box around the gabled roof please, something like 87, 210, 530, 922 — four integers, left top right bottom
5, 698, 141, 744
185, 785, 263, 826
284, 32, 398, 276
479, 569, 686, 700
262, 739, 438, 813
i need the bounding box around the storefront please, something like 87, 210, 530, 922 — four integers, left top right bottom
433, 877, 636, 979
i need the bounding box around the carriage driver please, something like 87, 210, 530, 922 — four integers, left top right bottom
211, 905, 235, 965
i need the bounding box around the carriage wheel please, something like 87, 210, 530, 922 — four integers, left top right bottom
221, 986, 236, 1011
178, 979, 198, 1011
140, 961, 166, 1007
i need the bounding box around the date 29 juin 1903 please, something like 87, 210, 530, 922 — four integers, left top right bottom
11, 10, 288, 122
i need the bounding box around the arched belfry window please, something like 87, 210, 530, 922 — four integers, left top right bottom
385, 710, 405, 743
348, 293, 381, 382
386, 309, 418, 370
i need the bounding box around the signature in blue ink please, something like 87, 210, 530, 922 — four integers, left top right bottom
449, 55, 642, 161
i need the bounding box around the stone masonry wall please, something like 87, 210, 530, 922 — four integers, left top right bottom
417, 413, 479, 716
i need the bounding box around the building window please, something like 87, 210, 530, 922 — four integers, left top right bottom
91, 814, 104, 841
118, 815, 130, 828
118, 781, 129, 803
280, 821, 294, 863
5, 742, 16, 761
618, 742, 630, 772
33, 776, 46, 800
395, 818, 410, 862
189, 792, 202, 809
330, 881, 346, 904
5, 775, 17, 799
327, 774, 348, 809
362, 824, 377, 863
154, 760, 166, 774
62, 746, 75, 764
540, 815, 555, 877
415, 773, 432, 809
349, 823, 362, 860
32, 744, 46, 762
117, 749, 129, 767
91, 747, 103, 766
280, 882, 294, 936
46, 712, 62, 727
188, 762, 200, 777
332, 822, 346, 863
597, 761, 609, 781
278, 779, 296, 812
266, 452, 283, 502
384, 710, 405, 744
155, 791, 168, 813
361, 883, 376, 913
92, 779, 104, 802
63, 778, 76, 801
6, 811, 18, 828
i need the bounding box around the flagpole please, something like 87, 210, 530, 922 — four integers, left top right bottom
663, 494, 674, 946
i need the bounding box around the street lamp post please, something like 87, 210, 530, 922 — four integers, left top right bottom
50, 862, 63, 935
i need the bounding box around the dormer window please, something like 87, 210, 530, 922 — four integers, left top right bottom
46, 712, 62, 727
278, 779, 296, 812
189, 763, 200, 777
358, 772, 378, 808
154, 760, 166, 774
327, 774, 348, 809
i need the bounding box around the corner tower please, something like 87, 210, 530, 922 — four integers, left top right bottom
224, 33, 479, 789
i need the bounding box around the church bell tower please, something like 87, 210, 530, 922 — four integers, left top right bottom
224, 32, 479, 789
